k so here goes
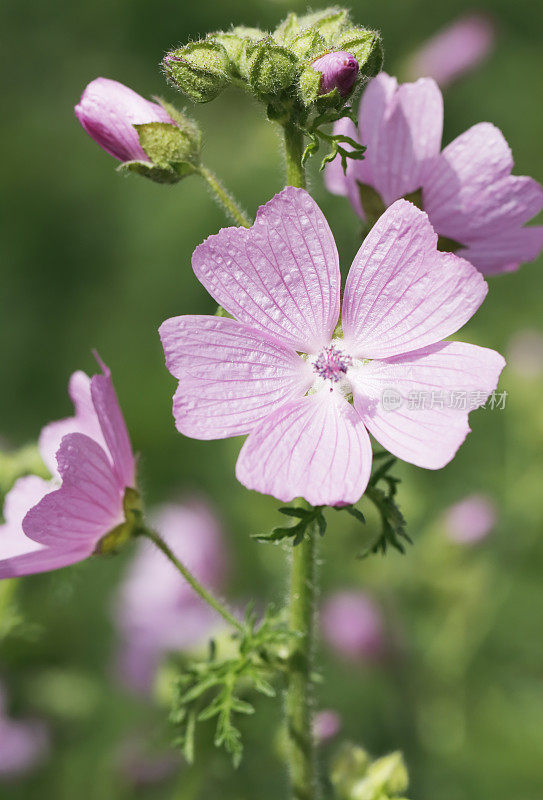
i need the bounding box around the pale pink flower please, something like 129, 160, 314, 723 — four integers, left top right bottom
313, 709, 342, 742
321, 591, 384, 661
160, 188, 505, 507
0, 358, 136, 578
312, 51, 359, 97
0, 682, 49, 778
325, 72, 543, 274
75, 77, 176, 162
506, 329, 543, 378
406, 14, 495, 87
115, 501, 227, 693
443, 493, 497, 543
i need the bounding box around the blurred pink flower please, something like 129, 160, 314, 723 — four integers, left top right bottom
322, 591, 384, 661
406, 14, 495, 87
313, 709, 342, 742
444, 494, 497, 543
75, 77, 176, 162
115, 501, 227, 693
160, 188, 504, 506
0, 358, 136, 578
506, 329, 543, 378
0, 683, 49, 779
312, 51, 359, 96
326, 72, 543, 274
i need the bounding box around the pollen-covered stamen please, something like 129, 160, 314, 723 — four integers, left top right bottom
313, 345, 353, 382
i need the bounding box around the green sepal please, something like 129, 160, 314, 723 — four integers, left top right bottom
243, 38, 299, 97
295, 7, 350, 40
117, 159, 194, 184
288, 29, 328, 60
95, 487, 142, 555
211, 27, 266, 77
298, 64, 323, 106
163, 40, 230, 102
336, 28, 384, 80
134, 121, 200, 169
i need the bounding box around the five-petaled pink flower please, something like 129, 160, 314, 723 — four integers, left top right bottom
325, 72, 543, 275
159, 188, 505, 507
0, 358, 136, 578
75, 77, 176, 163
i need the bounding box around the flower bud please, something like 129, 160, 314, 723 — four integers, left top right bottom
312, 50, 359, 96
336, 27, 383, 79
162, 40, 230, 102
243, 38, 298, 98
212, 27, 266, 76
75, 78, 177, 163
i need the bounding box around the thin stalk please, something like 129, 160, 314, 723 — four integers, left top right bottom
138, 526, 243, 632
198, 165, 252, 228
286, 525, 318, 800
283, 123, 307, 189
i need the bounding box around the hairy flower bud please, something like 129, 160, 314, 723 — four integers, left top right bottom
312, 50, 359, 96
75, 78, 177, 163
162, 40, 230, 102
243, 38, 298, 97
336, 27, 383, 79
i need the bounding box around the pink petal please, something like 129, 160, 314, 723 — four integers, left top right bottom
0, 544, 89, 580
159, 315, 312, 439
191, 188, 340, 352
341, 200, 488, 359
459, 225, 543, 275
38, 371, 105, 477
90, 358, 135, 488
0, 476, 52, 563
235, 391, 372, 507
351, 341, 505, 469
75, 77, 175, 163
23, 433, 124, 549
361, 73, 443, 205
424, 123, 543, 246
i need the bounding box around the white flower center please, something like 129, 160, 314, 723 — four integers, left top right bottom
306, 340, 362, 399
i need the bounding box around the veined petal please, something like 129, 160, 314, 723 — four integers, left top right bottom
0, 544, 90, 579
0, 476, 52, 562
38, 371, 105, 477
351, 341, 505, 469
360, 73, 443, 206
90, 357, 136, 489
460, 225, 543, 275
192, 188, 340, 352
424, 122, 543, 244
341, 200, 488, 359
235, 391, 373, 507
23, 433, 124, 549
159, 315, 312, 439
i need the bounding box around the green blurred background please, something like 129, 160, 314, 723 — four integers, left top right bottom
0, 0, 542, 798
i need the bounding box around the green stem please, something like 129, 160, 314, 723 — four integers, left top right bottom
198, 165, 252, 228
286, 524, 318, 800
139, 526, 243, 632
283, 123, 307, 189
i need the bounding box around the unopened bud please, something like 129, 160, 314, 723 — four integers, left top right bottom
243, 38, 298, 97
162, 40, 230, 103
312, 50, 359, 96
336, 28, 383, 79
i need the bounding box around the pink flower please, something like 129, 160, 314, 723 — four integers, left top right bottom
115, 501, 227, 693
0, 683, 49, 779
406, 14, 495, 87
325, 72, 543, 274
312, 51, 359, 97
506, 329, 543, 379
159, 188, 505, 507
313, 710, 342, 743
75, 77, 176, 162
321, 591, 384, 661
443, 494, 497, 543
0, 358, 136, 578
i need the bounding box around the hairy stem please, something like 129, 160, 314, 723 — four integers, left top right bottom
198, 165, 252, 228
286, 525, 318, 800
139, 526, 243, 632
283, 123, 307, 189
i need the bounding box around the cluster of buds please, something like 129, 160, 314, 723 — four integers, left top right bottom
162, 7, 383, 125
75, 78, 202, 184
